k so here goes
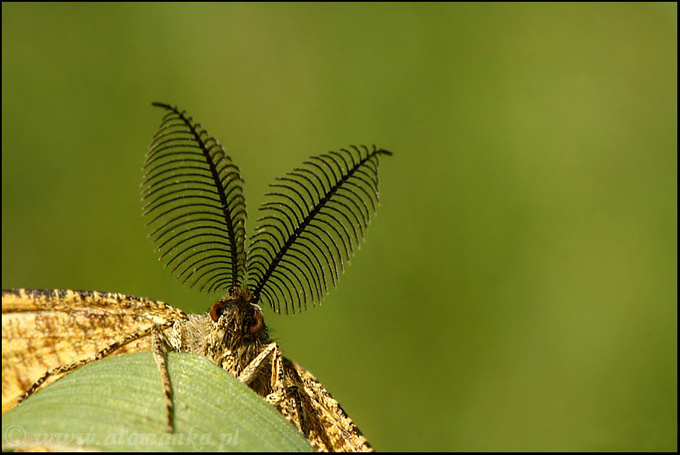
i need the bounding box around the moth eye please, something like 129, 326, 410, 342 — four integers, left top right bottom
209, 301, 227, 322
250, 313, 264, 333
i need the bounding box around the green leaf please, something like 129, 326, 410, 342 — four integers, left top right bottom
2, 352, 313, 452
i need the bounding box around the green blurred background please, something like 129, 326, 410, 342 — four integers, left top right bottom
2, 3, 676, 451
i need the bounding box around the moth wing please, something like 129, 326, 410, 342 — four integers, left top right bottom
283, 357, 373, 452
1, 289, 186, 413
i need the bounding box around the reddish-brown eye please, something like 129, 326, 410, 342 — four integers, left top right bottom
210, 301, 227, 322
250, 313, 264, 333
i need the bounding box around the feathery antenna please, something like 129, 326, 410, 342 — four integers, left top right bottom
247, 145, 392, 314
142, 103, 247, 293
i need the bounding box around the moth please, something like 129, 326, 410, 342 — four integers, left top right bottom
2, 102, 391, 452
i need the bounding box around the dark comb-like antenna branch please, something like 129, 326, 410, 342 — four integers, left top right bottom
247, 145, 392, 314
142, 103, 247, 293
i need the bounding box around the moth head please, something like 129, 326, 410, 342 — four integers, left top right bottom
209, 287, 268, 345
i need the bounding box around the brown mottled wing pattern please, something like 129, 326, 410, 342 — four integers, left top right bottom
283, 357, 373, 452
1, 289, 186, 413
